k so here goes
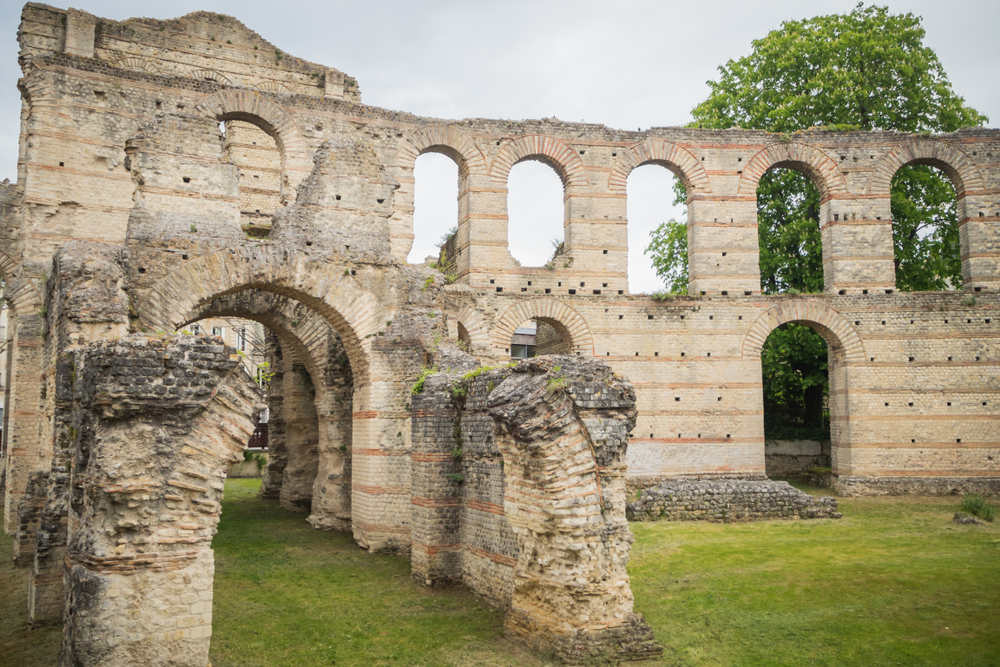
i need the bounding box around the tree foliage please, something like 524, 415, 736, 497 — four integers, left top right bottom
644, 219, 688, 295
646, 3, 987, 438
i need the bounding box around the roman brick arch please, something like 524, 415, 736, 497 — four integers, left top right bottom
489, 135, 588, 191
187, 68, 234, 86
184, 291, 332, 385
868, 140, 984, 199
0, 248, 19, 280
742, 300, 865, 363
194, 90, 312, 203
137, 245, 386, 384
738, 142, 848, 201
453, 302, 492, 351
396, 124, 489, 178
492, 298, 594, 355
608, 139, 712, 195
392, 125, 490, 260
110, 56, 161, 75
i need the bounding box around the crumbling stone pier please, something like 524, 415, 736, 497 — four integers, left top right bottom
0, 4, 998, 663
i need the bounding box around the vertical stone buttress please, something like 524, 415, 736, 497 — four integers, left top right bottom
487, 358, 661, 662
60, 335, 259, 667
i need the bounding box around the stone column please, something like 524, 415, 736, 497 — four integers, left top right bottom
278, 350, 319, 512
60, 335, 259, 667
487, 357, 662, 662
308, 332, 354, 531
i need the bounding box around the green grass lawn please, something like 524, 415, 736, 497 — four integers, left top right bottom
2, 479, 998, 666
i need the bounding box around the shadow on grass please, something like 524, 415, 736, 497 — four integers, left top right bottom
210, 479, 551, 667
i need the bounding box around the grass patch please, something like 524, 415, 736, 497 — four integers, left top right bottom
0, 536, 61, 666
629, 494, 1000, 666
3, 482, 998, 666
959, 494, 997, 522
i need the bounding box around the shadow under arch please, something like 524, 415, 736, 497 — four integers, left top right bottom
183, 288, 357, 527
492, 298, 594, 356
136, 245, 385, 386
195, 90, 313, 205
742, 299, 866, 477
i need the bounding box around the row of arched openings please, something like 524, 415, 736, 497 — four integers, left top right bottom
407, 150, 964, 295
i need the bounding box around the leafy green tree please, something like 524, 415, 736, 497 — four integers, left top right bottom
644, 219, 688, 295
646, 3, 987, 437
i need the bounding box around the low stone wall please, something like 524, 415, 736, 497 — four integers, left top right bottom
227, 454, 267, 478
765, 440, 830, 477
627, 480, 841, 522
834, 476, 1000, 497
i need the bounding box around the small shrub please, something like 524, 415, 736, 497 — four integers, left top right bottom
961, 295, 977, 307
446, 472, 464, 484
651, 290, 671, 302
960, 494, 996, 522
410, 366, 438, 395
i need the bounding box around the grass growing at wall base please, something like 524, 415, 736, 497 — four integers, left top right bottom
629, 483, 1000, 667
2, 480, 998, 666
209, 479, 548, 667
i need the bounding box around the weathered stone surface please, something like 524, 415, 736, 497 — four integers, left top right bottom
412, 356, 661, 661
627, 480, 842, 522
1, 3, 999, 661
60, 334, 260, 667
952, 512, 987, 525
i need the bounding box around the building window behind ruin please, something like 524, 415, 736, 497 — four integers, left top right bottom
237, 327, 247, 352
223, 120, 281, 239
510, 321, 537, 358
212, 326, 223, 337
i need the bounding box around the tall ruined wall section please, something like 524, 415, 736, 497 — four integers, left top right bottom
1, 4, 997, 541
411, 356, 661, 662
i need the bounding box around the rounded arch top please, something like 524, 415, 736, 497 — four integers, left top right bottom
195, 90, 312, 199
609, 139, 712, 195
396, 124, 488, 178
137, 245, 386, 383
183, 291, 335, 387
453, 302, 492, 352
868, 139, 984, 198
742, 300, 865, 363
738, 142, 848, 200
492, 298, 594, 355
489, 135, 588, 190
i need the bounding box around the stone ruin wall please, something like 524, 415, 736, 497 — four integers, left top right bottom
411, 357, 661, 661
0, 3, 997, 663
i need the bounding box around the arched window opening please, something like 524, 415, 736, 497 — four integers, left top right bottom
890, 164, 961, 291
223, 120, 282, 239
761, 322, 832, 479
757, 167, 824, 295
507, 160, 564, 267
628, 164, 686, 294
408, 152, 459, 264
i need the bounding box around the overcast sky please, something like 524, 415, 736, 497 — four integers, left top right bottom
0, 0, 996, 292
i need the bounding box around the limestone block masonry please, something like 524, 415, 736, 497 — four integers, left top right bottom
0, 2, 997, 663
